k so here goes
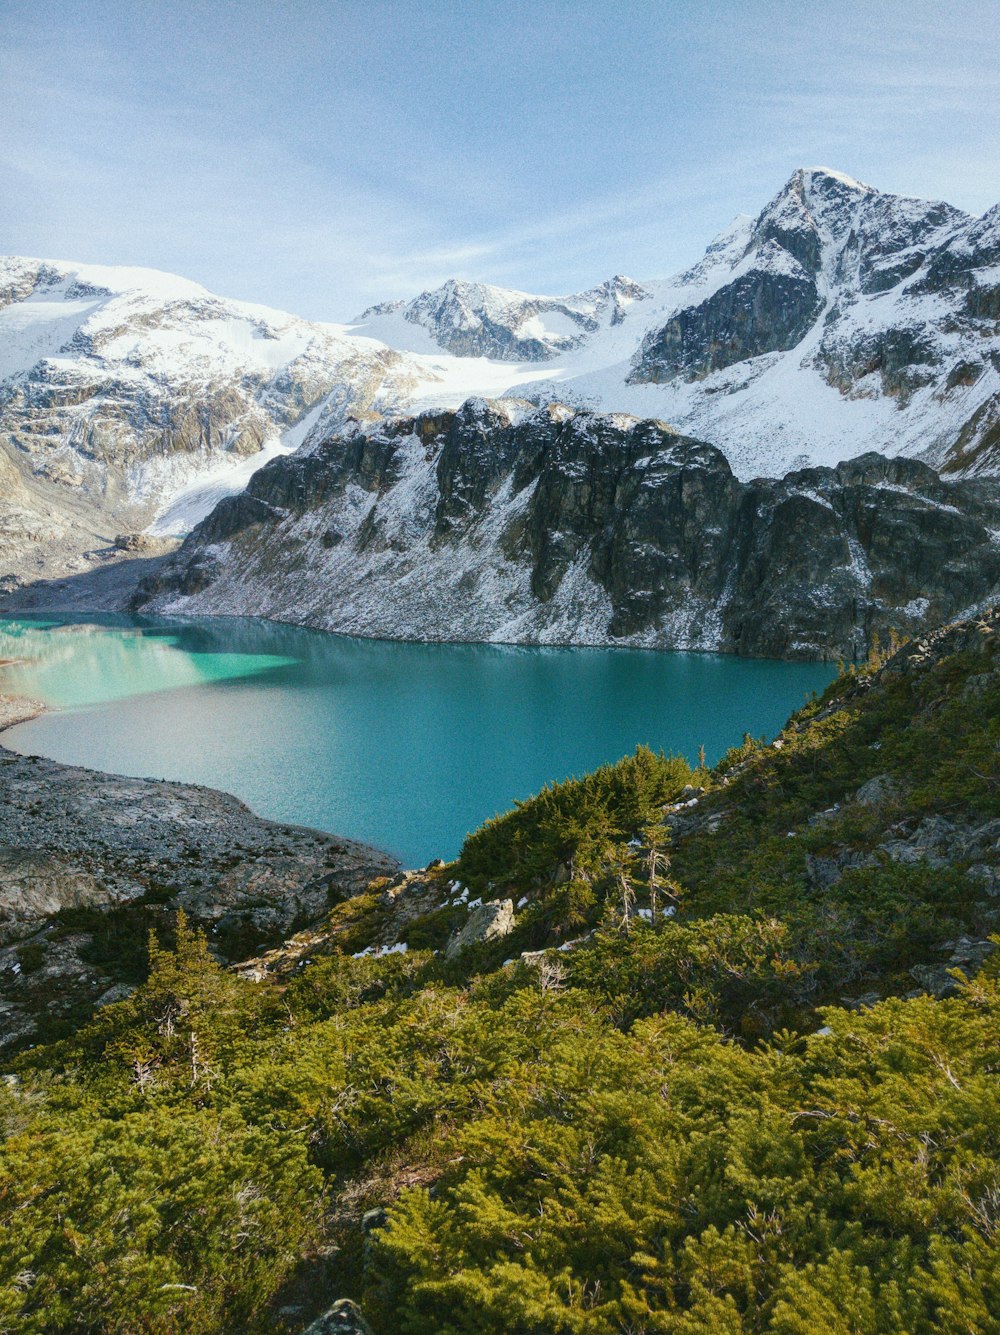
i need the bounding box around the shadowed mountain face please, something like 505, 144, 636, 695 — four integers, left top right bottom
629, 242, 823, 383
134, 398, 1000, 661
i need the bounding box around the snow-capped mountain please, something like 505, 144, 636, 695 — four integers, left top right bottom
3, 166, 1000, 594
353, 275, 650, 361
384, 168, 1000, 482
0, 256, 438, 581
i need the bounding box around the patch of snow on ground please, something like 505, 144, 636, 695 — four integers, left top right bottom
146, 400, 330, 536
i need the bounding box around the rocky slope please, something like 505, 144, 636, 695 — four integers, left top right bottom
0, 256, 433, 588
0, 745, 396, 1052
134, 397, 1000, 659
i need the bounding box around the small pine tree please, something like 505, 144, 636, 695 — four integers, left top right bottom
641, 821, 673, 924
110, 911, 250, 1096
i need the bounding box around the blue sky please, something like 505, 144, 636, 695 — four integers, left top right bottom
2, 0, 999, 321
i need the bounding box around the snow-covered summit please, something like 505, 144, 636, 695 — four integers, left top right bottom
511, 166, 998, 478
353, 274, 650, 361
0, 255, 213, 308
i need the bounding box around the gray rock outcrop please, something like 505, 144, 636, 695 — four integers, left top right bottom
0, 746, 396, 1051
300, 1300, 374, 1335
854, 774, 901, 808
135, 398, 1000, 660
445, 899, 515, 958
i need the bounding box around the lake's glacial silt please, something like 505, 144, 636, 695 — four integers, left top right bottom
0, 615, 835, 864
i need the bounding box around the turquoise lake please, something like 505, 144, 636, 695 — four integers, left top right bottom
0, 615, 835, 865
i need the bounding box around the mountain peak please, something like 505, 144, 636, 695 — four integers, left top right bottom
745, 168, 880, 274
766, 166, 875, 221
798, 166, 874, 195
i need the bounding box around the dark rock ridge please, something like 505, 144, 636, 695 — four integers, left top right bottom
133, 397, 1000, 660
634, 240, 823, 383
0, 746, 397, 1051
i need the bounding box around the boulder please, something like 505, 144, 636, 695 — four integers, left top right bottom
967, 864, 1000, 896
879, 815, 959, 867
910, 937, 997, 998
300, 1299, 374, 1335
445, 899, 515, 959
0, 849, 106, 943
908, 963, 959, 998
854, 774, 900, 808
805, 849, 875, 891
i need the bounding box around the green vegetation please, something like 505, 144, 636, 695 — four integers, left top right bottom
2, 626, 1000, 1332
458, 745, 695, 893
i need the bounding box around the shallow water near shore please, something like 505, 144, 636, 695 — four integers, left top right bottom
0, 614, 835, 865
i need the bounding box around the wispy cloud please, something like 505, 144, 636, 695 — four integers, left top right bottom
2, 0, 999, 319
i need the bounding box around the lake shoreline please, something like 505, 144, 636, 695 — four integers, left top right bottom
0, 692, 46, 733
1, 592, 853, 664
0, 612, 835, 866
0, 737, 400, 1055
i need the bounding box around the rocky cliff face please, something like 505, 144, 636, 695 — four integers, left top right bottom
632, 240, 823, 382
134, 398, 1000, 660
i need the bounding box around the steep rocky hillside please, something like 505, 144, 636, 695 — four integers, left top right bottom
240, 605, 1000, 1023
135, 398, 1000, 659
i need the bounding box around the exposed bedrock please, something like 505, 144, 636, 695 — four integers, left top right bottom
134, 398, 1000, 660
0, 746, 397, 1051
629, 253, 822, 384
